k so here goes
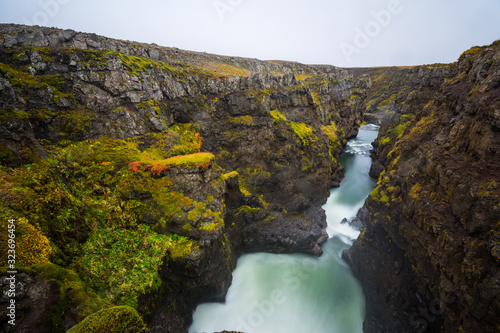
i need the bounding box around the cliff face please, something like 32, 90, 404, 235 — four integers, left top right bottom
0, 25, 368, 332
345, 41, 500, 332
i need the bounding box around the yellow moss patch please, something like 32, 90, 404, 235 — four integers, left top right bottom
269, 110, 314, 145
133, 152, 215, 175
380, 120, 410, 145
270, 110, 287, 123
202, 62, 251, 78
290, 122, 314, 145
229, 116, 254, 126
409, 183, 423, 200
301, 156, 312, 172
162, 152, 214, 169
459, 46, 482, 62
295, 74, 315, 81
321, 121, 341, 150
8, 218, 52, 267
311, 91, 322, 108
221, 171, 239, 181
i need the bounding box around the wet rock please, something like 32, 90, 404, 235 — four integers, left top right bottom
346, 41, 500, 333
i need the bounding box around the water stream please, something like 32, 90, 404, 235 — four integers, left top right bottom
189, 124, 379, 333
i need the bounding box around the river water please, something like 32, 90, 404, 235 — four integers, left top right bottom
189, 124, 379, 333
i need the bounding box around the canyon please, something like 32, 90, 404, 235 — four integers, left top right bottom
0, 24, 498, 333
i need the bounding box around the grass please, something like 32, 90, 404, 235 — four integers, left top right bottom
202, 62, 252, 78
131, 152, 215, 175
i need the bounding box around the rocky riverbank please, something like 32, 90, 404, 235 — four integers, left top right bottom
344, 41, 500, 332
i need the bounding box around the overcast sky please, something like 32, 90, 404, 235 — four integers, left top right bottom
0, 0, 499, 67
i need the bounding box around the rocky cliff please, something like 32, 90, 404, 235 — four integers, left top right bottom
344, 41, 500, 332
0, 24, 368, 332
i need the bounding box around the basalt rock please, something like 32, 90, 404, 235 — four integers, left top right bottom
345, 41, 500, 333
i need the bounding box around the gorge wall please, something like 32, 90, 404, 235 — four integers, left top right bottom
0, 24, 368, 332
1, 24, 498, 333
345, 41, 500, 332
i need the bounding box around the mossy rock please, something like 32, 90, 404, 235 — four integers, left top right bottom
66, 306, 148, 333
0, 263, 108, 332
0, 142, 15, 165
30, 263, 108, 322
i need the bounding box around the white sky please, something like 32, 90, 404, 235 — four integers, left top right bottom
0, 0, 499, 67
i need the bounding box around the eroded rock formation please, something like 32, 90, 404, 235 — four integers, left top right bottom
345, 41, 500, 333
0, 24, 368, 332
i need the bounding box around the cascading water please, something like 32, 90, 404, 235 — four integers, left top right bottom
189, 124, 380, 333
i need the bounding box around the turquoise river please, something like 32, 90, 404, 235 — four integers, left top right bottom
189, 124, 380, 333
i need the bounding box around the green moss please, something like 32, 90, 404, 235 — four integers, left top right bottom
200, 221, 220, 232
66, 306, 148, 333
115, 52, 175, 81
137, 99, 161, 113
146, 123, 204, 158
0, 122, 209, 264
478, 180, 498, 198
0, 142, 14, 165
459, 46, 482, 62
162, 152, 214, 169
0, 108, 30, 122
76, 225, 190, 307
370, 173, 392, 205
167, 234, 195, 259
58, 107, 97, 134
30, 263, 108, 322
0, 264, 107, 331
379, 120, 410, 145
301, 156, 312, 172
